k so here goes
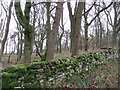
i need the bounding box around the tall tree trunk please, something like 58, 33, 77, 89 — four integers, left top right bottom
45, 2, 63, 61
59, 11, 64, 53
98, 15, 103, 48
65, 32, 69, 52
17, 33, 20, 55
44, 2, 51, 60
84, 25, 88, 51
96, 24, 100, 49
56, 35, 59, 53
83, 2, 89, 51
112, 27, 117, 48
0, 1, 13, 62
67, 2, 75, 53
59, 35, 62, 53
15, 1, 34, 63
68, 2, 84, 56
17, 31, 23, 61
106, 20, 110, 47
112, 2, 119, 48
40, 37, 44, 53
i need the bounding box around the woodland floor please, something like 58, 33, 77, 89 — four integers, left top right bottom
0, 50, 118, 88
65, 58, 118, 88
1, 49, 100, 67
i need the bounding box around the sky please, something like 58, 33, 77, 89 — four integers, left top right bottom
0, 0, 114, 53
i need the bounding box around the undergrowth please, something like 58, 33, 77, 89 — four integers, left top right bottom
1, 50, 118, 89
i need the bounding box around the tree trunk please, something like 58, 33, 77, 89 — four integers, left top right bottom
44, 2, 51, 60
0, 1, 13, 62
17, 33, 20, 55
68, 2, 84, 56
15, 1, 34, 63
84, 25, 88, 51
112, 2, 118, 48
59, 11, 64, 53
112, 27, 117, 48
24, 27, 33, 63
45, 2, 63, 61
17, 32, 23, 61
98, 15, 103, 48
106, 20, 110, 47
40, 38, 44, 53
65, 32, 69, 52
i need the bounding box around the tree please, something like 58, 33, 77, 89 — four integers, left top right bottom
45, 2, 63, 61
12, 9, 23, 61
64, 31, 70, 52
104, 2, 120, 48
97, 7, 104, 48
67, 1, 84, 56
112, 2, 120, 48
0, 1, 13, 62
83, 2, 113, 51
15, 1, 34, 63
57, 10, 64, 53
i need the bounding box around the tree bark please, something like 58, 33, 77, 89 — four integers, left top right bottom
0, 1, 13, 62
84, 25, 88, 51
45, 2, 63, 61
68, 2, 84, 56
64, 31, 69, 52
112, 2, 118, 48
15, 1, 34, 63
59, 12, 64, 53
17, 31, 23, 61
98, 15, 103, 48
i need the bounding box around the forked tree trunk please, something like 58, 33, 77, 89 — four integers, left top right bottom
15, 1, 34, 63
68, 2, 84, 56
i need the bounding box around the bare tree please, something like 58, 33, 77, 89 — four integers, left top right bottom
57, 10, 64, 53
0, 1, 13, 62
64, 31, 70, 52
67, 1, 84, 56
104, 2, 120, 48
15, 1, 34, 63
112, 2, 120, 48
45, 2, 63, 61
83, 2, 113, 51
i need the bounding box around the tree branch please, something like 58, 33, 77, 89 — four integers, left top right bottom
88, 2, 113, 26
67, 2, 73, 21
14, 1, 26, 28
24, 2, 31, 21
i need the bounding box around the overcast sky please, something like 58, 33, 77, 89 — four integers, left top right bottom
0, 0, 114, 53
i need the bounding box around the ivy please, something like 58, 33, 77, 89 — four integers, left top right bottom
2, 52, 110, 88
